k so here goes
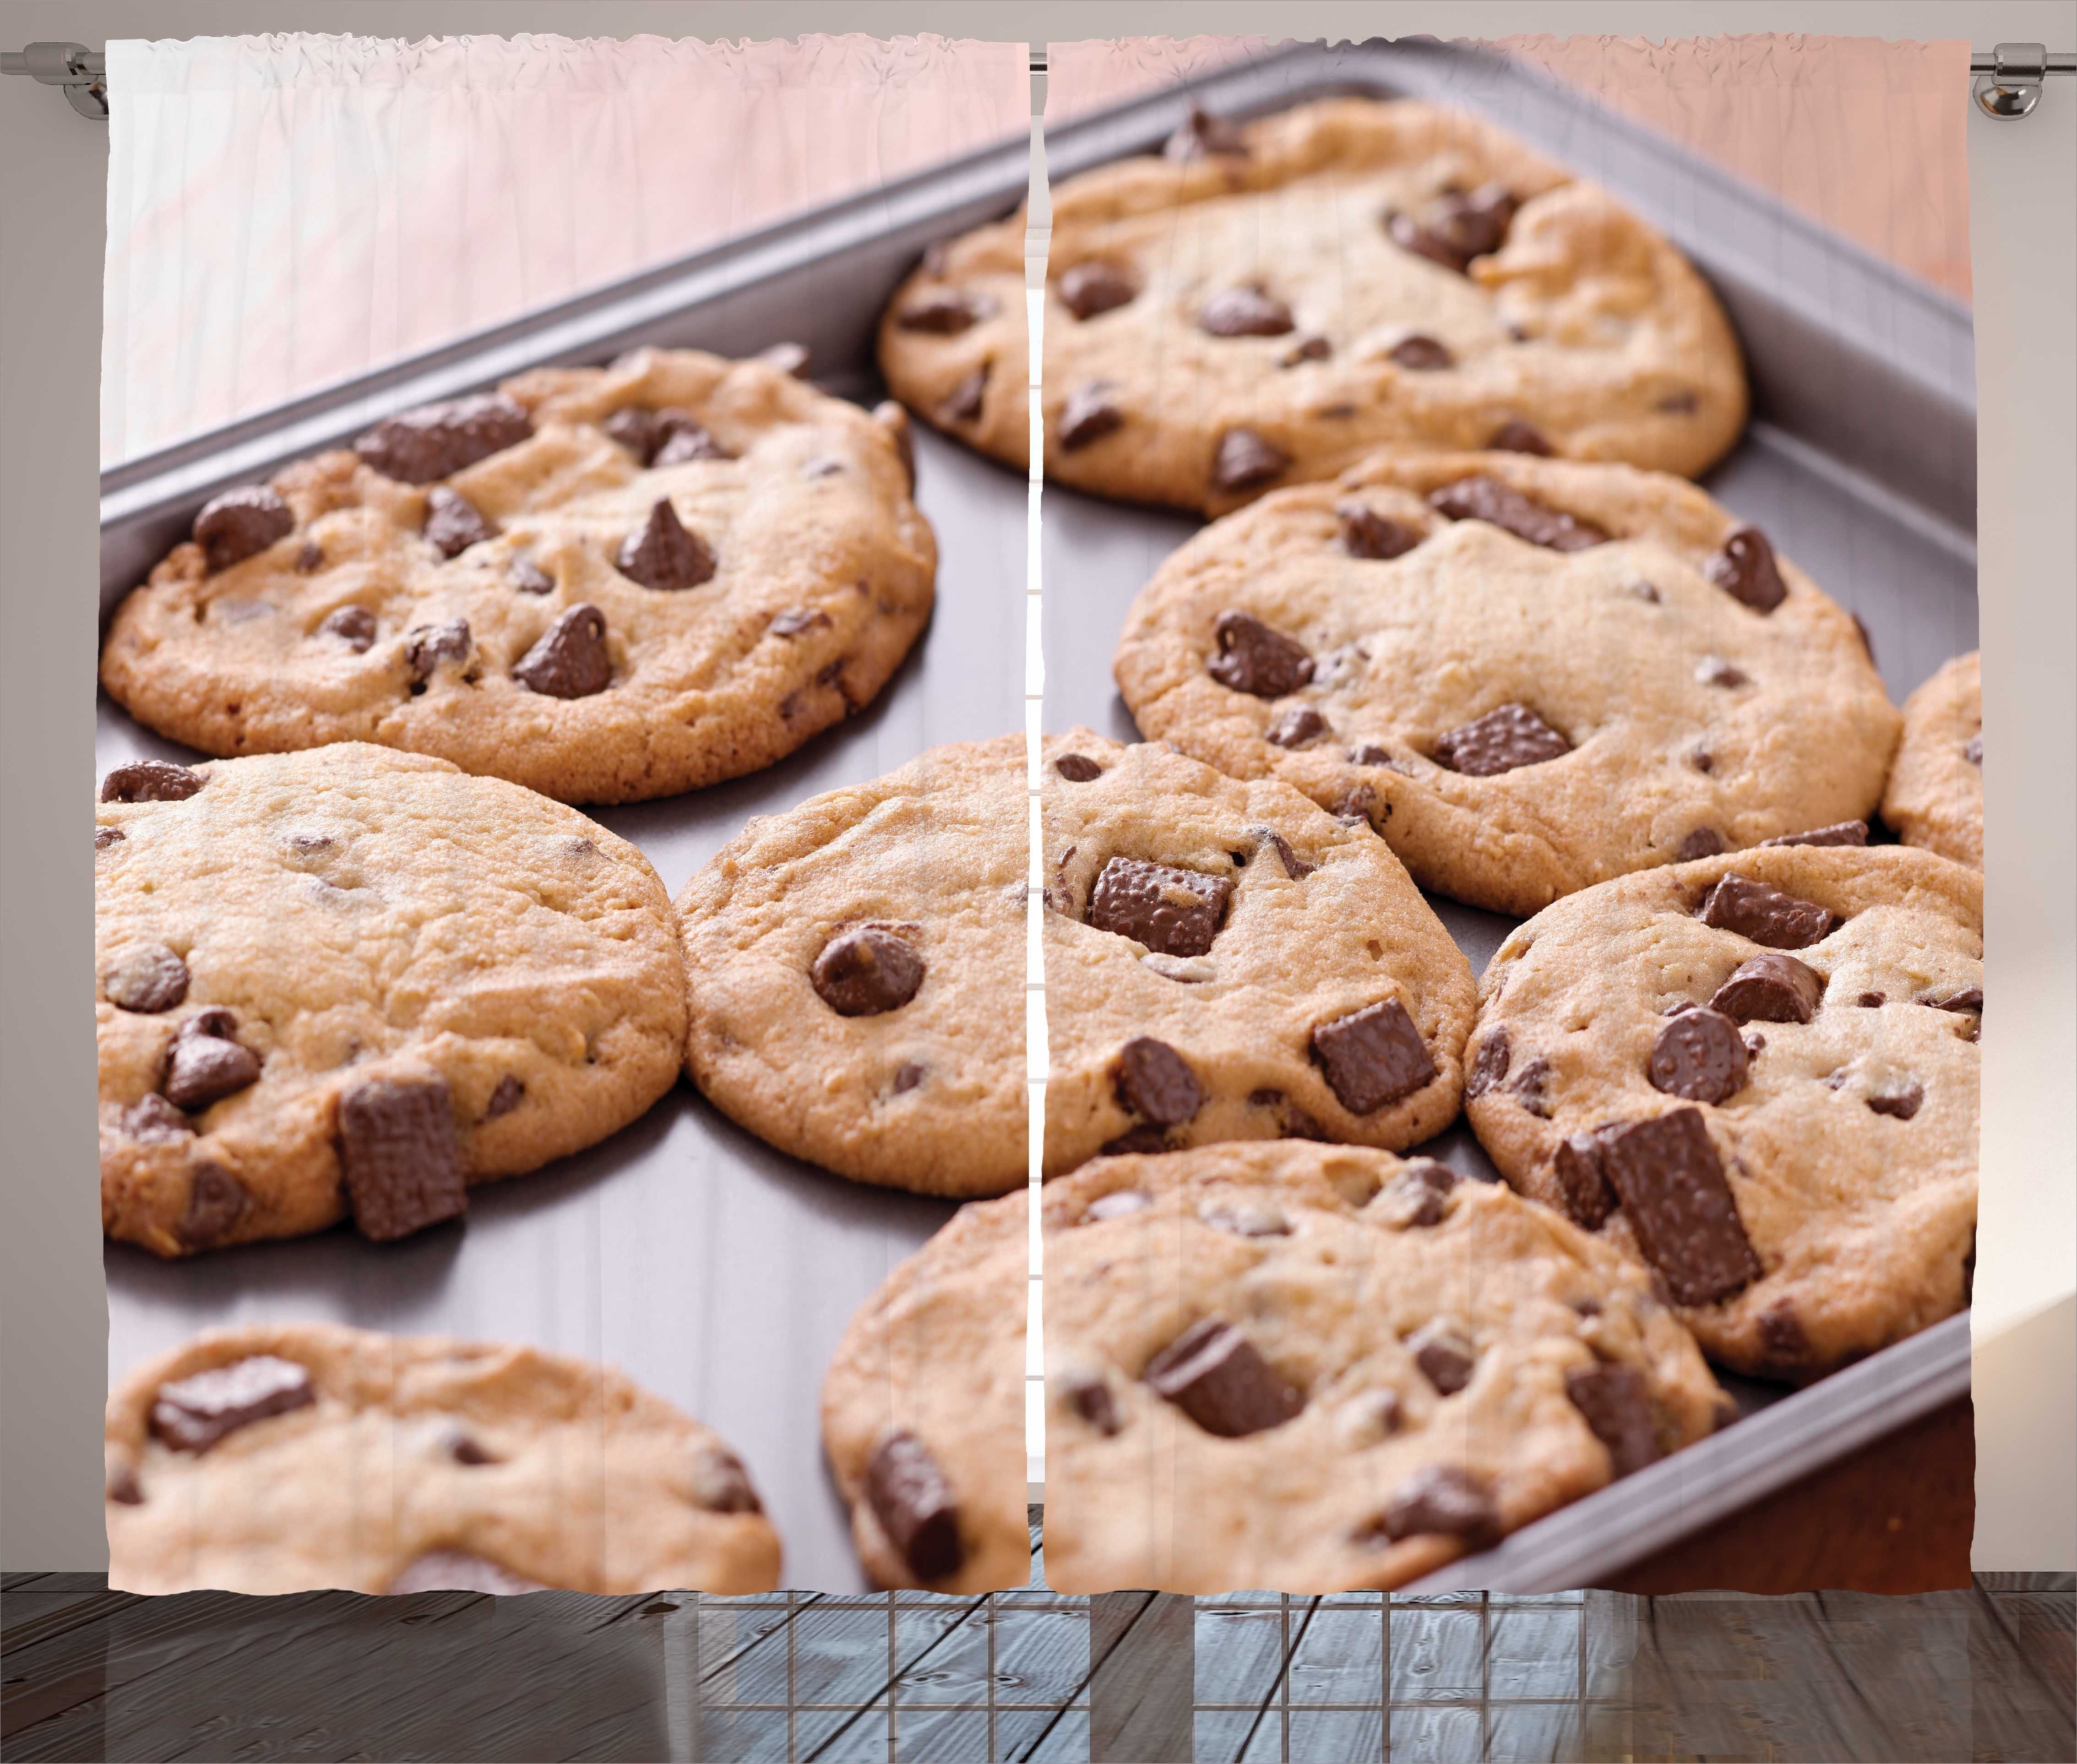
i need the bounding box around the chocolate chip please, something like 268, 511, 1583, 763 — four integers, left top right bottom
1058, 261, 1137, 319
1198, 286, 1294, 337
1509, 1056, 1554, 1118
651, 413, 730, 467
1565, 1363, 1661, 1477
1698, 873, 1838, 949
864, 1431, 964, 1580
511, 603, 611, 699
1759, 1301, 1810, 1364
1388, 334, 1454, 370
1858, 992, 1886, 1008
1428, 475, 1606, 550
1207, 610, 1314, 697
895, 289, 997, 334
1628, 579, 1662, 603
1265, 705, 1327, 748
1376, 1159, 1458, 1228
1199, 1198, 1290, 1237
1433, 183, 1518, 260
1431, 703, 1571, 776
107, 1463, 144, 1505
892, 1062, 926, 1094
100, 761, 204, 804
1930, 986, 1983, 1013
163, 1018, 262, 1111
121, 1093, 193, 1142
1212, 428, 1289, 494
1067, 1375, 1122, 1436
1164, 107, 1249, 161
355, 393, 533, 484
758, 340, 811, 378
1464, 1027, 1511, 1100
1087, 858, 1231, 958
1963, 735, 1982, 767
1703, 525, 1788, 614
1143, 1318, 1300, 1437
1697, 655, 1749, 688
1490, 419, 1553, 456
389, 1552, 547, 1596
1054, 753, 1102, 782
102, 944, 189, 1013
193, 486, 293, 572
1369, 1464, 1499, 1543
767, 608, 831, 640
1596, 1109, 1760, 1306
150, 1355, 314, 1452
1709, 952, 1823, 1024
1679, 828, 1724, 861
1284, 336, 1332, 365
1058, 381, 1124, 451
448, 1431, 498, 1466
1762, 821, 1868, 849
404, 618, 472, 685
1869, 1081, 1925, 1121
486, 1075, 524, 1119
320, 605, 377, 651
617, 498, 716, 591
296, 540, 324, 572
941, 365, 989, 424
1113, 1037, 1204, 1126
811, 926, 925, 1016
1658, 390, 1701, 413
603, 406, 658, 458
1552, 1130, 1618, 1230
1383, 211, 1468, 272
1648, 1007, 1749, 1104
338, 1077, 468, 1242
1337, 499, 1420, 559
423, 486, 494, 558
176, 1161, 250, 1247
1251, 826, 1313, 879
692, 1447, 763, 1514
1310, 999, 1436, 1114
1085, 1188, 1152, 1221
1405, 1320, 1477, 1395
96, 828, 126, 850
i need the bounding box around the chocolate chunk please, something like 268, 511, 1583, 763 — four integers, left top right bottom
1596, 1109, 1760, 1306
1869, 1081, 1925, 1121
1199, 1198, 1290, 1237
1142, 1318, 1301, 1437
355, 393, 533, 484
1085, 1188, 1152, 1221
1709, 952, 1823, 1024
102, 944, 189, 1013
1628, 579, 1662, 603
404, 618, 472, 685
1212, 428, 1289, 494
769, 608, 832, 639
1113, 1037, 1204, 1126
1057, 381, 1124, 451
1337, 499, 1420, 559
1464, 1027, 1511, 1100
338, 1077, 468, 1242
892, 1062, 926, 1095
1388, 334, 1454, 370
1370, 1465, 1499, 1543
1054, 753, 1102, 782
150, 1355, 314, 1452
651, 412, 730, 467
511, 603, 611, 699
1649, 1007, 1749, 1104
895, 289, 997, 334
1697, 873, 1838, 949
1931, 986, 1983, 1013
603, 406, 659, 458
941, 365, 989, 424
1509, 1056, 1554, 1118
1284, 336, 1332, 365
1703, 525, 1788, 614
1251, 826, 1314, 880
1758, 1302, 1810, 1363
1679, 829, 1725, 862
193, 486, 293, 572
864, 1431, 964, 1580
1164, 107, 1249, 161
1407, 1321, 1477, 1395
1697, 655, 1750, 688
1657, 390, 1700, 413
1857, 992, 1886, 1008
1067, 1375, 1123, 1436
100, 761, 204, 804
1428, 475, 1606, 551
1058, 260, 1136, 319
1376, 1159, 1458, 1228
1963, 734, 1982, 767
1207, 610, 1314, 697
1310, 999, 1436, 1114
1489, 419, 1553, 456
692, 1447, 763, 1514
1433, 183, 1518, 261
1762, 821, 1868, 849
177, 1161, 249, 1247
811, 926, 925, 1016
1383, 211, 1468, 272
423, 486, 494, 558
321, 604, 377, 650
447, 1431, 498, 1466
388, 1552, 546, 1596
96, 828, 126, 850
1430, 703, 1571, 776
486, 1075, 524, 1119
1265, 705, 1327, 748
1565, 1363, 1661, 1477
296, 541, 324, 572
163, 1018, 262, 1111
1198, 286, 1294, 337
1087, 858, 1231, 958
1688, 750, 1717, 776
757, 340, 810, 378
122, 1093, 194, 1142
617, 498, 716, 591
1552, 1130, 1618, 1229
107, 1463, 144, 1505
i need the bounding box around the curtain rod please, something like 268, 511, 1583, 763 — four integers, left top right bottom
8, 40, 2075, 123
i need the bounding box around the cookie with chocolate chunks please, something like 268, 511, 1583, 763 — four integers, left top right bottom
1117, 453, 1898, 915
677, 737, 1026, 1198
107, 1324, 779, 1595
1041, 1142, 1724, 1593
1883, 651, 1983, 869
1466, 844, 1980, 1377
95, 745, 686, 1257
881, 97, 1745, 513
1042, 731, 1473, 1176
101, 347, 933, 803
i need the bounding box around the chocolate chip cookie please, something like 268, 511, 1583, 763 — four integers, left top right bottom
821, 1190, 1030, 1591
677, 737, 1025, 1196
1882, 651, 1982, 868
1042, 732, 1474, 1172
97, 745, 687, 1256
1115, 452, 1900, 915
107, 1324, 780, 1594
101, 347, 934, 803
886, 97, 1745, 515
1042, 1142, 1724, 1594
1465, 845, 1979, 1379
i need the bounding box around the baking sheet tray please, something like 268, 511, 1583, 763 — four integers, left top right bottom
96, 129, 1034, 1592
1038, 40, 1976, 1592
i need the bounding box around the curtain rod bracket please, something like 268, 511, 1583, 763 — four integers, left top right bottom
1, 41, 107, 119
1971, 43, 2074, 118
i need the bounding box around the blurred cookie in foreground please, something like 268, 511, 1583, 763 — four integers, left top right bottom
1882, 651, 1982, 867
